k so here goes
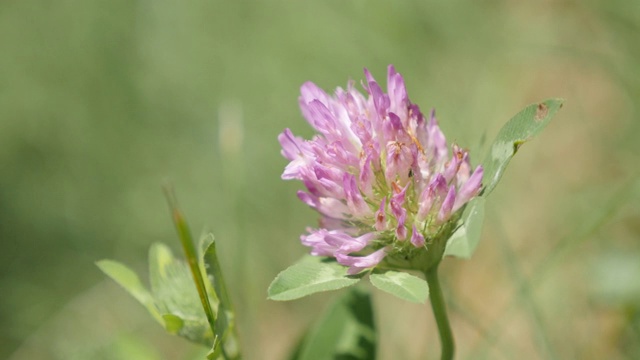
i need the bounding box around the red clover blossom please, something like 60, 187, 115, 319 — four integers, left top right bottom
279, 66, 483, 274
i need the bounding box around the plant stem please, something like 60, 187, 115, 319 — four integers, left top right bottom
163, 186, 218, 345
425, 265, 454, 360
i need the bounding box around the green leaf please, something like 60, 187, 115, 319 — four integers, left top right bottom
292, 287, 376, 360
161, 314, 184, 334
482, 98, 564, 196
369, 270, 429, 303
148, 243, 214, 346
200, 233, 240, 359
206, 347, 219, 360
268, 255, 363, 301
200, 234, 230, 313
96, 260, 162, 324
444, 196, 486, 258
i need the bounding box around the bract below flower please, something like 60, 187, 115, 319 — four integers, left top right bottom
279, 66, 483, 274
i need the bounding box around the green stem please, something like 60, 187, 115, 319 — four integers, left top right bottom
425, 266, 455, 360
163, 186, 221, 353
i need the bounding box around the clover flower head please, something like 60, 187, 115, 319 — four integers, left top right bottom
279, 66, 483, 274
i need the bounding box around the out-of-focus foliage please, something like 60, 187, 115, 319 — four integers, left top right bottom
98, 233, 240, 359
97, 244, 214, 347
290, 287, 376, 360
1, 0, 639, 359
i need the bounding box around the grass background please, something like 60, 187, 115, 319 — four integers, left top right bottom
1, 0, 639, 359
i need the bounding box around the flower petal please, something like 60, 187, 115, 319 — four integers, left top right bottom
279, 129, 313, 180
325, 232, 376, 254
385, 140, 414, 186
387, 65, 408, 119
453, 165, 483, 212
417, 174, 447, 222
336, 247, 389, 275
343, 173, 373, 218
437, 185, 456, 223
411, 225, 426, 247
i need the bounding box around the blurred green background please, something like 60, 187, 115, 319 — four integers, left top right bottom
1, 0, 639, 359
